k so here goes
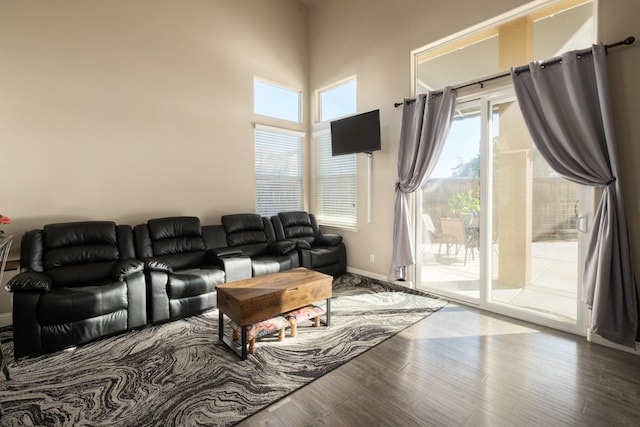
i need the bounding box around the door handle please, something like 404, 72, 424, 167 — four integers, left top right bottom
577, 215, 588, 234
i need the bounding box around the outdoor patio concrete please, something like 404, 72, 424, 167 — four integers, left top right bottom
419, 241, 578, 323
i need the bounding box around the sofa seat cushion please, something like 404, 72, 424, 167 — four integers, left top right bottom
38, 281, 127, 325
251, 255, 297, 277
167, 268, 224, 299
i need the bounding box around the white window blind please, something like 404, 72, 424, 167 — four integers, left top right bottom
255, 125, 304, 217
314, 131, 357, 228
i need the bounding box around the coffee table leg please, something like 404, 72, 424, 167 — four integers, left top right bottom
326, 298, 331, 326
241, 325, 248, 360
218, 310, 224, 341
218, 309, 250, 361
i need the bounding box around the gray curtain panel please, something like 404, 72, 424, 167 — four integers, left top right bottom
512, 44, 638, 347
389, 89, 456, 281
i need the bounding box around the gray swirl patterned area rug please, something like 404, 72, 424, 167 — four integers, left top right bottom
0, 274, 445, 426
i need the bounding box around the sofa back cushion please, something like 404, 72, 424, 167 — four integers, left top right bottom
276, 211, 319, 244
42, 221, 122, 287
202, 224, 229, 250
146, 217, 205, 269
221, 214, 273, 257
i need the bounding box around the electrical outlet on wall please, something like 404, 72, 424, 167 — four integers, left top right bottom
369, 254, 375, 263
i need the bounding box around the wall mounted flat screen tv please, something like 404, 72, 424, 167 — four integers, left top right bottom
330, 109, 381, 156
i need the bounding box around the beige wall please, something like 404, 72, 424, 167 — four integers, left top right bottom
599, 0, 640, 297
0, 0, 308, 246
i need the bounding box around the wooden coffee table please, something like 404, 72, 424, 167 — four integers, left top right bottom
216, 268, 333, 360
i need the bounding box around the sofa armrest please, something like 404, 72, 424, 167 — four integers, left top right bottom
221, 256, 253, 283
204, 248, 243, 266
145, 258, 173, 273
314, 234, 343, 247
113, 259, 144, 281
6, 272, 52, 293
12, 291, 44, 358
208, 248, 244, 258
294, 239, 312, 249
204, 248, 251, 282
267, 240, 297, 255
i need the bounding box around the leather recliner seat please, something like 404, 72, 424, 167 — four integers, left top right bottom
221, 213, 299, 277
7, 221, 146, 358
271, 211, 347, 277
134, 216, 230, 324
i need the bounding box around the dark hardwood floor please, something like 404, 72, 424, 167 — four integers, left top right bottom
238, 304, 640, 427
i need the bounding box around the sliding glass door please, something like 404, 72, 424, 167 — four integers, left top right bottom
419, 99, 481, 303
417, 90, 589, 334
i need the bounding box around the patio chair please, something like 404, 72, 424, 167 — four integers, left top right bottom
438, 217, 477, 266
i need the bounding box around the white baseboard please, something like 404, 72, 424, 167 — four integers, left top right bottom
587, 328, 640, 356
0, 312, 11, 328
345, 267, 414, 289
346, 267, 387, 282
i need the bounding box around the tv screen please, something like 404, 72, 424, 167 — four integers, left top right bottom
330, 109, 381, 156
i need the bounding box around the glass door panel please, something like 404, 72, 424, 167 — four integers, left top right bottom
417, 93, 586, 333
489, 98, 579, 325
420, 101, 481, 303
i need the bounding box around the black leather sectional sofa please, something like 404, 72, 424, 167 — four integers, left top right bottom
7, 212, 346, 358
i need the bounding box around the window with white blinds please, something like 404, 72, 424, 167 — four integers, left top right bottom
314, 131, 357, 228
255, 125, 304, 217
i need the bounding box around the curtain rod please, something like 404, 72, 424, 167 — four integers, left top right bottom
394, 36, 635, 108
